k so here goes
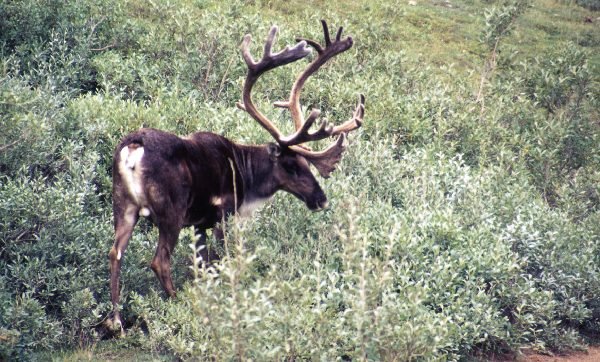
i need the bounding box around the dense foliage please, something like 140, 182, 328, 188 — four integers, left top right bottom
1, 0, 598, 360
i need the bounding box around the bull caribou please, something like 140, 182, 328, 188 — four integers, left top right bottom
108, 20, 365, 331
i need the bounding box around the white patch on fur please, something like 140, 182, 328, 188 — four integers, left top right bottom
124, 204, 138, 225
139, 207, 150, 217
211, 196, 223, 206
238, 197, 271, 218
117, 250, 122, 260
118, 145, 147, 206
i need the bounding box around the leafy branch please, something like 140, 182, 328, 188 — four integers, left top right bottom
477, 0, 530, 115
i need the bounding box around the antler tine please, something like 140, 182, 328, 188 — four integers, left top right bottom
240, 34, 256, 71
294, 20, 341, 55
240, 26, 311, 76
335, 25, 344, 42
322, 19, 332, 46
295, 38, 323, 54
237, 25, 311, 142
331, 94, 365, 135
280, 109, 334, 145
262, 26, 276, 58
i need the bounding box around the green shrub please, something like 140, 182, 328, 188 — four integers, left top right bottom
1, 0, 598, 359
575, 0, 600, 11
0, 292, 62, 360
522, 43, 592, 113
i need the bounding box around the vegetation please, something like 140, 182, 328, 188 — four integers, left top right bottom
1, 0, 598, 360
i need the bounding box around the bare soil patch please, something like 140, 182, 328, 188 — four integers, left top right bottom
519, 346, 600, 362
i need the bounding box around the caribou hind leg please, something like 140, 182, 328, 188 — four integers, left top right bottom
150, 221, 182, 298
108, 202, 139, 335
147, 178, 189, 298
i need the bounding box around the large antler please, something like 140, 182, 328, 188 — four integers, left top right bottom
237, 25, 324, 146
238, 21, 365, 177
276, 20, 364, 136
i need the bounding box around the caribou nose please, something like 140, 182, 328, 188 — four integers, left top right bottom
314, 199, 329, 211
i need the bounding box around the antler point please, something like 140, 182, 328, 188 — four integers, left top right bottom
336, 26, 344, 42
273, 101, 290, 109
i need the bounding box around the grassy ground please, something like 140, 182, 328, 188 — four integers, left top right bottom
2, 0, 598, 360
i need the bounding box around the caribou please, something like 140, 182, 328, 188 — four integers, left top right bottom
108, 20, 365, 331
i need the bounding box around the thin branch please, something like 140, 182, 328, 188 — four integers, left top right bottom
0, 138, 22, 152
90, 42, 116, 51
476, 37, 500, 116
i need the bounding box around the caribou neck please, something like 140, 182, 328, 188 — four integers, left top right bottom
233, 144, 278, 204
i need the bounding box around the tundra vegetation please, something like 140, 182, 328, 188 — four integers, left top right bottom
0, 0, 598, 360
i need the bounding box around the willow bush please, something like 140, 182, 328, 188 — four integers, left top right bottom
1, 0, 598, 360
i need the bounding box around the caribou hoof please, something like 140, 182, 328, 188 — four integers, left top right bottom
105, 315, 125, 337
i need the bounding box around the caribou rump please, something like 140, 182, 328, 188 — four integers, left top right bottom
108, 20, 365, 332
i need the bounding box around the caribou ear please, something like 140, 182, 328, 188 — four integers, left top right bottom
267, 143, 282, 161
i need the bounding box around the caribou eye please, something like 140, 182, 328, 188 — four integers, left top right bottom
282, 161, 299, 176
